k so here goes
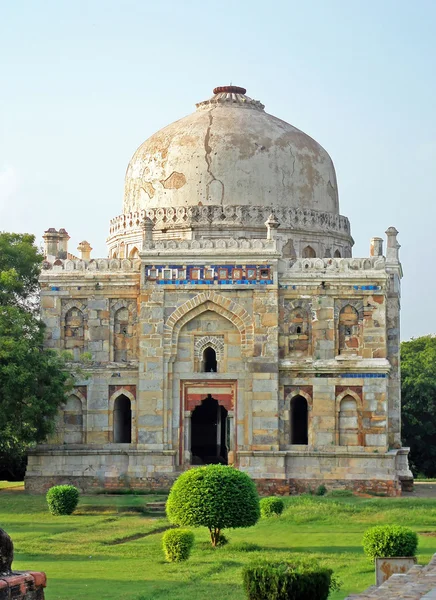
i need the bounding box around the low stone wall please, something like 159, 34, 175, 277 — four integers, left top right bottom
346, 554, 436, 599
0, 572, 46, 600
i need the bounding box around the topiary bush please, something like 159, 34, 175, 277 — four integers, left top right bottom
242, 558, 340, 600
162, 528, 194, 562
166, 465, 260, 546
260, 497, 284, 518
46, 485, 79, 515
363, 525, 418, 559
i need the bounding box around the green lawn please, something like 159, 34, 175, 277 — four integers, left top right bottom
0, 492, 435, 600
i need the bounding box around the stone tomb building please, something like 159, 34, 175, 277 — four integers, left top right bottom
26, 85, 412, 495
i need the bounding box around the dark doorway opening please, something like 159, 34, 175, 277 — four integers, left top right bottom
290, 395, 308, 444
113, 395, 132, 443
203, 347, 217, 372
191, 395, 227, 464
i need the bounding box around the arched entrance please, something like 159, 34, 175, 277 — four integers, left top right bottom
191, 395, 228, 465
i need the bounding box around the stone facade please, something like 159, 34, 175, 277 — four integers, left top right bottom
346, 554, 436, 599
26, 85, 412, 494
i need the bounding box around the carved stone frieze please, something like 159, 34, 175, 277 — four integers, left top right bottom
108, 205, 351, 236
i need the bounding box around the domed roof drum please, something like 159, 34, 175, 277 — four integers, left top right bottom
123, 86, 339, 216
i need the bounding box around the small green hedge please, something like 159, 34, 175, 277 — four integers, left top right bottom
260, 497, 284, 518
363, 525, 418, 559
162, 529, 194, 562
242, 558, 338, 600
46, 485, 79, 515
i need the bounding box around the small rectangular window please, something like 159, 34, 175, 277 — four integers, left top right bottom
191, 268, 200, 280
148, 268, 157, 279
204, 269, 214, 279
163, 269, 172, 279
232, 268, 242, 280
218, 268, 228, 280
260, 268, 270, 279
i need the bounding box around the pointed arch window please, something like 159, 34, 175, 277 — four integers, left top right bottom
113, 395, 132, 443
302, 245, 316, 258
203, 347, 217, 372
290, 395, 308, 444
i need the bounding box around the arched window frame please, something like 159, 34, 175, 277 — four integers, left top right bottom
58, 387, 87, 444
109, 300, 138, 362
193, 335, 225, 373
61, 300, 88, 360
109, 388, 136, 444
335, 389, 363, 446
334, 299, 364, 357
285, 389, 313, 447
302, 245, 316, 258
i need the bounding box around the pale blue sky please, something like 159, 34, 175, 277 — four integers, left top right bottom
1, 0, 435, 340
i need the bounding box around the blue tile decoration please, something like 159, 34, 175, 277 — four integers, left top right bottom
145, 264, 273, 286
315, 372, 387, 378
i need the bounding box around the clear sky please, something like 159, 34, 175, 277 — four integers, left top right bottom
1, 0, 435, 340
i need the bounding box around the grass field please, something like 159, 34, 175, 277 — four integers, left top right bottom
1, 491, 436, 600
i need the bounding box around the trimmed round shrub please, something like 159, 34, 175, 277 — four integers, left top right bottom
242, 558, 339, 600
162, 528, 194, 562
166, 465, 260, 546
363, 525, 418, 559
46, 485, 79, 516
260, 497, 284, 518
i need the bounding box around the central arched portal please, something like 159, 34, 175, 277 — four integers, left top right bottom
191, 395, 228, 465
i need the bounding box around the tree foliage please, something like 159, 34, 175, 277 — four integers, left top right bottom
0, 232, 43, 310
166, 465, 260, 546
0, 232, 71, 479
401, 335, 436, 477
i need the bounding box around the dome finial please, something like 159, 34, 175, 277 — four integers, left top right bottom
213, 85, 247, 95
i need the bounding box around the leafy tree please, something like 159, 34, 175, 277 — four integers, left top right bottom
166, 464, 260, 546
0, 232, 43, 310
0, 232, 71, 479
401, 335, 436, 477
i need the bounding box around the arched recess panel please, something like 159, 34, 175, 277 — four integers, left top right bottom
114, 307, 130, 362
287, 307, 310, 356
338, 395, 359, 446
63, 394, 83, 443
338, 304, 359, 355
113, 395, 132, 443
64, 307, 85, 360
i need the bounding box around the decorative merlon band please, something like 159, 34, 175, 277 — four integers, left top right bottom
284, 256, 386, 273
108, 205, 351, 236
141, 238, 277, 252
42, 258, 141, 272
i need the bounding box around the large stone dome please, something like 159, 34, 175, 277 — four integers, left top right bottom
123, 86, 339, 215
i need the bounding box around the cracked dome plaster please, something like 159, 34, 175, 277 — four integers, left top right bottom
123, 87, 340, 216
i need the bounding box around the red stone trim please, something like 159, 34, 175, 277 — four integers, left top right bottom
181, 380, 236, 412
0, 571, 46, 599
335, 385, 362, 401
255, 478, 401, 497
109, 384, 136, 399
